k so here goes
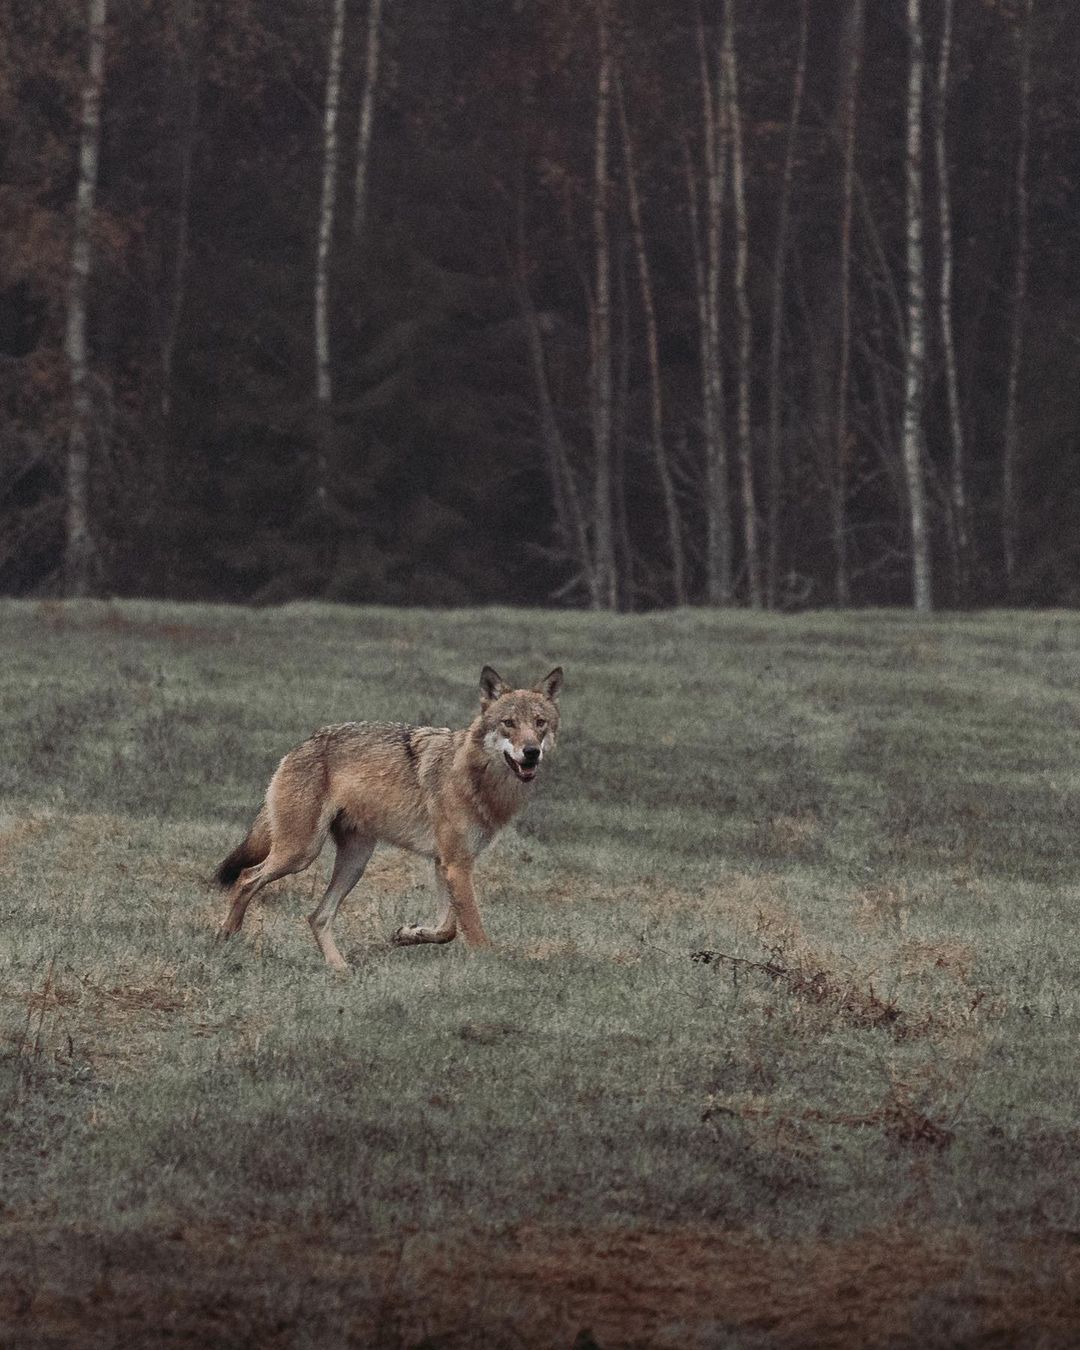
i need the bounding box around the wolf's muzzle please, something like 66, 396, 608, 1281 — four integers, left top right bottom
504, 750, 538, 782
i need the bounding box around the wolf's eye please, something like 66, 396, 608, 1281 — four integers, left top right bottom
535, 718, 547, 730
501, 718, 516, 730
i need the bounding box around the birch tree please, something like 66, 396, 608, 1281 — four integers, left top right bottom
934, 0, 970, 601
159, 0, 201, 424
1002, 0, 1033, 598
351, 0, 383, 239
589, 0, 616, 609
721, 0, 760, 608
692, 11, 732, 605
314, 0, 347, 512
63, 0, 108, 596
901, 0, 933, 612
615, 74, 686, 606
511, 249, 596, 597
832, 0, 864, 607
612, 243, 635, 605
764, 0, 807, 609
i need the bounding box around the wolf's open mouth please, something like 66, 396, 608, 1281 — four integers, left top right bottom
504, 752, 537, 782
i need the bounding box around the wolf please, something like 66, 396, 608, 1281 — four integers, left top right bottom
213, 665, 563, 969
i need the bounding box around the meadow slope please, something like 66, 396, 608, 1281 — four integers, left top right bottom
2, 600, 1079, 1347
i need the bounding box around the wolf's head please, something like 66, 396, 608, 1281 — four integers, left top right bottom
477, 665, 563, 783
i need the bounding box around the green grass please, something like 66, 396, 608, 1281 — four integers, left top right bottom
3, 600, 1080, 1346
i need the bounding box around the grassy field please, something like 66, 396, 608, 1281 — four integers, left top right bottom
2, 599, 1080, 1348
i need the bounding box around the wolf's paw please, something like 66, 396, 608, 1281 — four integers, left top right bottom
392, 925, 420, 946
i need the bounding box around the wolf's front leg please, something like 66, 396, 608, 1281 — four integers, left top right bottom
392, 863, 458, 947
439, 856, 491, 947
393, 855, 491, 949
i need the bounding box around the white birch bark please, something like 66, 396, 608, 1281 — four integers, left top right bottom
901, 0, 933, 612
616, 75, 686, 607
314, 0, 347, 512
721, 0, 761, 609
613, 247, 634, 605
63, 0, 108, 596
765, 0, 807, 609
694, 13, 732, 606
160, 0, 200, 423
1002, 0, 1033, 598
833, 0, 864, 608
934, 0, 970, 601
589, 0, 616, 610
351, 0, 383, 239
510, 226, 596, 595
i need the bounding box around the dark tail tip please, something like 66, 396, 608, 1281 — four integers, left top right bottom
213, 840, 259, 888
213, 807, 271, 888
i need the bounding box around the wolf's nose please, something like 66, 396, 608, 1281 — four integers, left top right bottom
522, 746, 541, 765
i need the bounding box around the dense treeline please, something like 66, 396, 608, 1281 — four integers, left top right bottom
1, 0, 1078, 609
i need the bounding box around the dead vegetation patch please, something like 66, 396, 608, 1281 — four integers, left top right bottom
898, 936, 975, 982
2, 960, 234, 1081
0, 814, 51, 872
703, 1081, 956, 1152
36, 602, 228, 646
691, 894, 999, 1043
83, 978, 191, 1015
758, 810, 822, 854
852, 882, 912, 934
519, 938, 580, 961
458, 1020, 521, 1045
690, 939, 1000, 1044
691, 946, 924, 1039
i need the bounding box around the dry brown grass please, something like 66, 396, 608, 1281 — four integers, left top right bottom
703, 1079, 957, 1153
35, 600, 228, 646
688, 888, 1002, 1049
0, 813, 50, 871
3, 958, 244, 1083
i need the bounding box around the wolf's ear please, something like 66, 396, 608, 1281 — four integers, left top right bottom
480, 665, 511, 708
534, 667, 563, 702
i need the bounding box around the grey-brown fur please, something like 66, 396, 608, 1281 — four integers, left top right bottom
213, 666, 563, 968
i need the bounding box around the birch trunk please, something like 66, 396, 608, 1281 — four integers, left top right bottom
694, 13, 732, 606
764, 0, 807, 609
721, 0, 761, 609
832, 0, 864, 608
613, 242, 634, 607
934, 0, 970, 602
616, 75, 686, 606
511, 232, 595, 595
901, 0, 933, 612
63, 0, 108, 597
589, 0, 616, 610
314, 0, 347, 512
1002, 0, 1033, 599
160, 0, 200, 423
351, 0, 383, 239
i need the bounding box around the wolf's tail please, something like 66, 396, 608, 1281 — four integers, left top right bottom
213, 805, 271, 887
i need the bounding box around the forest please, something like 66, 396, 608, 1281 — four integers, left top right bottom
2, 0, 1078, 611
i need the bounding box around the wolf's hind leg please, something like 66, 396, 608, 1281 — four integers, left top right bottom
392, 861, 458, 947
217, 749, 333, 944
217, 832, 326, 941
308, 830, 376, 971
217, 815, 329, 943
